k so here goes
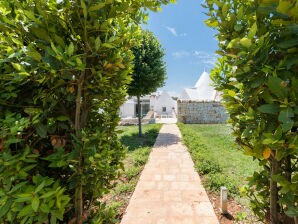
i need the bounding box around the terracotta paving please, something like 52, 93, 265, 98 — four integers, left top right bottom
121, 124, 219, 224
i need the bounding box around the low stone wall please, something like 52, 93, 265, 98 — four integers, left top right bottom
177, 100, 228, 124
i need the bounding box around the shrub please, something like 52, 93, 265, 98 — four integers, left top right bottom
204, 173, 238, 196
205, 0, 298, 222
0, 0, 172, 223
196, 159, 222, 175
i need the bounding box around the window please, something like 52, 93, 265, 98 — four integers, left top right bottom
162, 107, 166, 112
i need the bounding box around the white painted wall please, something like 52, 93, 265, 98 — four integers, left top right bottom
150, 95, 157, 111
120, 99, 135, 118
154, 92, 177, 115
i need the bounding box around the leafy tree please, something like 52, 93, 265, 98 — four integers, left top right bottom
127, 30, 167, 136
205, 0, 298, 223
0, 0, 172, 223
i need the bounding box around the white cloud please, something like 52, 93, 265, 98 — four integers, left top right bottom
172, 50, 190, 58
193, 51, 217, 66
165, 26, 187, 37
165, 26, 178, 36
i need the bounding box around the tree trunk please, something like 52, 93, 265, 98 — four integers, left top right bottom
75, 75, 84, 224
270, 157, 279, 224
137, 95, 142, 137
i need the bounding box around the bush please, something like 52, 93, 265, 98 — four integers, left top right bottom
196, 159, 222, 175
205, 0, 298, 222
0, 0, 172, 223
204, 173, 238, 196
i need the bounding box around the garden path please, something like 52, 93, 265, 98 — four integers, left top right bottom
121, 124, 219, 224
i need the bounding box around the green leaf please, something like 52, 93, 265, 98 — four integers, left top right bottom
14, 193, 33, 202
8, 181, 28, 194
31, 27, 50, 41
40, 203, 50, 213
95, 37, 101, 51
227, 38, 240, 48
81, 0, 87, 19
11, 62, 22, 71
257, 104, 280, 114
56, 116, 69, 121
27, 49, 42, 62
281, 120, 294, 132
278, 108, 294, 123
240, 37, 252, 48
205, 19, 219, 27
268, 76, 287, 98
247, 23, 257, 39
36, 124, 47, 138
0, 200, 13, 218
277, 38, 298, 49
35, 181, 45, 193
32, 197, 39, 212
67, 42, 74, 57
18, 205, 33, 217
285, 207, 298, 217
227, 90, 236, 97
89, 2, 105, 11
40, 191, 56, 199
262, 138, 274, 144
102, 43, 114, 48
276, 1, 292, 14
24, 107, 42, 115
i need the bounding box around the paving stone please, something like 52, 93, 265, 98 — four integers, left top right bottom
120, 124, 219, 224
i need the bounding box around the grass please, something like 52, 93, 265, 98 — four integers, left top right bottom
96, 124, 162, 224
177, 123, 260, 201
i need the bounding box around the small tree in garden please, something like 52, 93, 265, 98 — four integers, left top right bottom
205, 0, 298, 223
127, 30, 167, 137
0, 0, 172, 223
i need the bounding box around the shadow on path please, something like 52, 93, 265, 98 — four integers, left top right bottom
154, 133, 180, 147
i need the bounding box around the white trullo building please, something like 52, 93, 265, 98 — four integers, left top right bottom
119, 91, 177, 118
154, 91, 177, 115
179, 71, 221, 101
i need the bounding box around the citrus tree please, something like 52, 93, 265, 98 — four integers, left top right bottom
205, 0, 298, 223
0, 0, 172, 223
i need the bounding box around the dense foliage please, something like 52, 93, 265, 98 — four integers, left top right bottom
205, 0, 298, 223
0, 0, 172, 223
127, 30, 166, 136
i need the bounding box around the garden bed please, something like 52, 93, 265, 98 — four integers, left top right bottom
178, 123, 261, 223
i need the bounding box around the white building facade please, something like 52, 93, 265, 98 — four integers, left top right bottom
120, 91, 177, 119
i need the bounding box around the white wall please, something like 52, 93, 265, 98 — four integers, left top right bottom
150, 95, 157, 111
154, 92, 177, 115
120, 101, 135, 118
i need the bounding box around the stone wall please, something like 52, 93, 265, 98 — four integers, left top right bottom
177, 100, 228, 124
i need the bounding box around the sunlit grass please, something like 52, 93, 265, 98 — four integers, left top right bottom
178, 123, 260, 201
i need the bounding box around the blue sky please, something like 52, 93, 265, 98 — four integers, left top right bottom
144, 0, 218, 97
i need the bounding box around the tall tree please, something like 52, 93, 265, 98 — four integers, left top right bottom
128, 30, 166, 137
205, 0, 298, 223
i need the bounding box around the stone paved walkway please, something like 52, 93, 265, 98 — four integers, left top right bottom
121, 124, 219, 224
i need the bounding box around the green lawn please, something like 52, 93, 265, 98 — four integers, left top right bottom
178, 123, 260, 200
97, 124, 162, 223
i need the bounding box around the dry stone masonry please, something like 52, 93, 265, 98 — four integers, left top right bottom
177, 100, 228, 124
